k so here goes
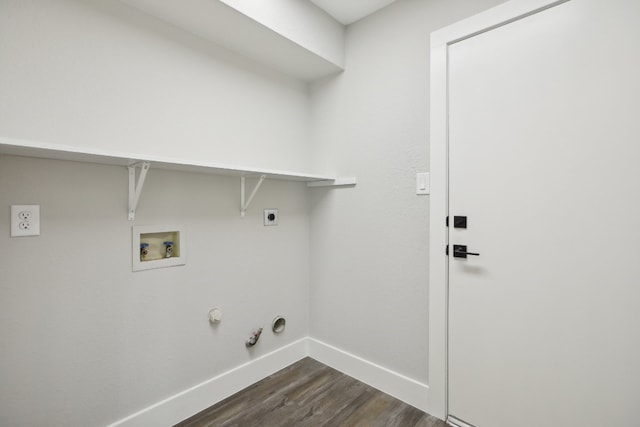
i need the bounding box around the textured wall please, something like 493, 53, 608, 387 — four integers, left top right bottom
0, 0, 512, 425
0, 156, 310, 426
0, 0, 311, 172
0, 0, 312, 425
308, 0, 505, 383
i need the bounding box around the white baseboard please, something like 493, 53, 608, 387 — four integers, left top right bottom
307, 338, 429, 413
107, 337, 429, 426
106, 338, 308, 427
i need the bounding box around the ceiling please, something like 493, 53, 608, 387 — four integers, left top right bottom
309, 0, 397, 25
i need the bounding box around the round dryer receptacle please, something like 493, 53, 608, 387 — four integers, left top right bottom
272, 316, 286, 333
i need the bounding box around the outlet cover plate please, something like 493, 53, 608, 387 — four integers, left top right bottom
264, 209, 278, 226
11, 205, 40, 237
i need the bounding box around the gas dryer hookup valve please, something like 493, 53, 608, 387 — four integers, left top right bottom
245, 328, 263, 347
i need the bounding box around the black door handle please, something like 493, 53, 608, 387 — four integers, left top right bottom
453, 244, 480, 258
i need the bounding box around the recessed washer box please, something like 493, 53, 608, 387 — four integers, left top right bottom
132, 225, 186, 272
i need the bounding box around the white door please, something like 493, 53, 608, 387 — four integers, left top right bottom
447, 1, 640, 426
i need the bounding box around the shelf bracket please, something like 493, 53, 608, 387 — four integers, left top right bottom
306, 177, 357, 188
240, 175, 266, 217
128, 161, 150, 221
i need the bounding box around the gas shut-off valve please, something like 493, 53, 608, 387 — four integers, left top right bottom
245, 328, 263, 347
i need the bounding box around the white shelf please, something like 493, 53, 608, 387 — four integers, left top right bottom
0, 137, 356, 219
0, 137, 332, 181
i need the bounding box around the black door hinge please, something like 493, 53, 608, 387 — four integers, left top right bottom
446, 216, 449, 227
446, 245, 449, 255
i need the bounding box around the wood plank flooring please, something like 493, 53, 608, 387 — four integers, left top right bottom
175, 357, 447, 427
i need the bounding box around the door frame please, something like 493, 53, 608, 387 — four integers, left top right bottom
427, 0, 570, 420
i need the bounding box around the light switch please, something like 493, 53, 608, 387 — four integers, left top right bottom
416, 172, 430, 195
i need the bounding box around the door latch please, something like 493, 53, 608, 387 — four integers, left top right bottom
453, 244, 480, 258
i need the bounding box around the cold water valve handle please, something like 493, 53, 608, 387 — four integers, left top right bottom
164, 241, 174, 258
245, 328, 263, 347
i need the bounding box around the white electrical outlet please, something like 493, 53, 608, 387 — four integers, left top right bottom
11, 205, 40, 237
264, 209, 278, 226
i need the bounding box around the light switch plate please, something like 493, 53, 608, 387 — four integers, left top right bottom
416, 172, 430, 195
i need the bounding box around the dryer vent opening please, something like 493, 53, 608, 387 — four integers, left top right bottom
272, 316, 286, 333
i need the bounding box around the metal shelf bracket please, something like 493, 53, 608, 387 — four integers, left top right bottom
240, 175, 266, 217
128, 161, 150, 221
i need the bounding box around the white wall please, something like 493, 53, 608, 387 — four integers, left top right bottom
0, 0, 512, 425
0, 0, 311, 172
0, 0, 312, 425
0, 155, 311, 427
309, 0, 505, 384
220, 0, 345, 67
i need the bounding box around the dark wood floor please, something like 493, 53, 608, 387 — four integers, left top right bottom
175, 357, 447, 427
